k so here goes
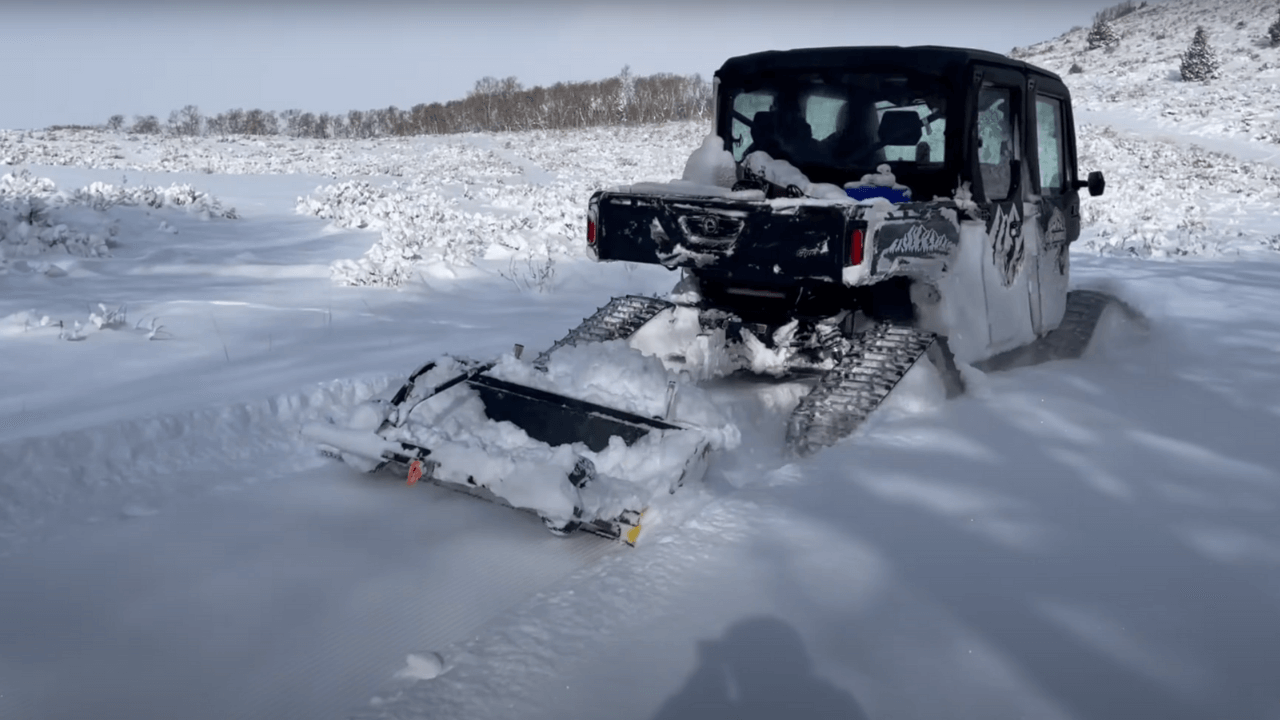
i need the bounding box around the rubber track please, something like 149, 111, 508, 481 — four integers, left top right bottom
533, 294, 674, 368
785, 324, 936, 457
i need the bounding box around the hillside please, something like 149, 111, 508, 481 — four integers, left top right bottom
1004, 0, 1280, 258
1015, 0, 1280, 146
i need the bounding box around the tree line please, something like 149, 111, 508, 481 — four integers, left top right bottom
103, 67, 711, 139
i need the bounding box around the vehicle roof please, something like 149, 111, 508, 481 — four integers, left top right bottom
715, 45, 1063, 84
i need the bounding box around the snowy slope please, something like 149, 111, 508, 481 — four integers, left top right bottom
3, 3, 1280, 718
1012, 0, 1280, 145
1012, 0, 1280, 257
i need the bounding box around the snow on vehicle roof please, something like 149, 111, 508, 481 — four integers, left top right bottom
716, 45, 1063, 84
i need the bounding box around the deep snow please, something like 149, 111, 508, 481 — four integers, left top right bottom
4, 7, 1280, 718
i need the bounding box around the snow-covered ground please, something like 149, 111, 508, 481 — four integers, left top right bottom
4, 4, 1280, 718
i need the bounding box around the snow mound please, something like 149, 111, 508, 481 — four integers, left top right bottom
395, 653, 445, 681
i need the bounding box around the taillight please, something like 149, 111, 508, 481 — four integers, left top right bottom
587, 219, 596, 245
850, 228, 865, 266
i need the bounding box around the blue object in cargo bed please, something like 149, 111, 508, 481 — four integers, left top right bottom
845, 186, 911, 203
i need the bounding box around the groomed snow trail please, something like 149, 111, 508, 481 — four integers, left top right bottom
0, 458, 622, 720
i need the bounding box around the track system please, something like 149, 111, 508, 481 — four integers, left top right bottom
534, 295, 675, 369
784, 323, 937, 457
312, 286, 1136, 543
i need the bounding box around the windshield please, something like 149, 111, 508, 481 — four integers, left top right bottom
721, 71, 949, 187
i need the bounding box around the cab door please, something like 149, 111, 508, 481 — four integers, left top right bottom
971, 65, 1036, 353
1030, 78, 1079, 333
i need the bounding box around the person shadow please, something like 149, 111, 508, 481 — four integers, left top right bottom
651, 615, 869, 720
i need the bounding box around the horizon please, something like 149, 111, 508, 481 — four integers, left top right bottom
5, 0, 1132, 131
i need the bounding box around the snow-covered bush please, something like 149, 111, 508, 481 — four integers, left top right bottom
300, 180, 555, 287
0, 170, 237, 269
295, 122, 703, 287
1268, 9, 1280, 46
1180, 26, 1221, 81
0, 171, 114, 260
71, 181, 238, 218
1087, 19, 1121, 50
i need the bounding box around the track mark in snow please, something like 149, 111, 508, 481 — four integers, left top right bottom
0, 463, 622, 720
0, 375, 395, 557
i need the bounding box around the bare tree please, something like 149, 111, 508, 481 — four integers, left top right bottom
221, 108, 246, 134
168, 105, 203, 136
106, 114, 125, 132
616, 65, 634, 124
128, 67, 711, 142
243, 108, 278, 135
279, 108, 302, 137
131, 115, 161, 134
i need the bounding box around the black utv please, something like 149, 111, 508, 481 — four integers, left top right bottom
587, 45, 1105, 365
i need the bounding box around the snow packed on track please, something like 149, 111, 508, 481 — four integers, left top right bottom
4, 14, 1280, 717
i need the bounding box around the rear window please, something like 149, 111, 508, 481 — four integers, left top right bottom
723, 72, 948, 178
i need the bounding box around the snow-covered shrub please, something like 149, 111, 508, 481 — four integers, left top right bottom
301, 180, 557, 287
71, 181, 238, 218
1180, 26, 1221, 81
1087, 19, 1121, 50
1069, 62, 1085, 74
0, 170, 237, 268
0, 171, 113, 260
1268, 10, 1280, 47
295, 122, 704, 287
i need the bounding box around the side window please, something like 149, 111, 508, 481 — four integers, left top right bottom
977, 86, 1015, 201
803, 93, 846, 142
1035, 95, 1065, 193
731, 91, 775, 162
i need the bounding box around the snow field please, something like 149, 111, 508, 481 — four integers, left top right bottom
2, 10, 1280, 715
2, 85, 1274, 550
0, 373, 393, 557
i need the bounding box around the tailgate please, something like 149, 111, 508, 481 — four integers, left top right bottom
589, 191, 853, 284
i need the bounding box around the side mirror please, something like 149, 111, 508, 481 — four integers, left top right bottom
1073, 170, 1105, 197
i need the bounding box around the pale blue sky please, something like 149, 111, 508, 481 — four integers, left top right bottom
4, 0, 1127, 130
